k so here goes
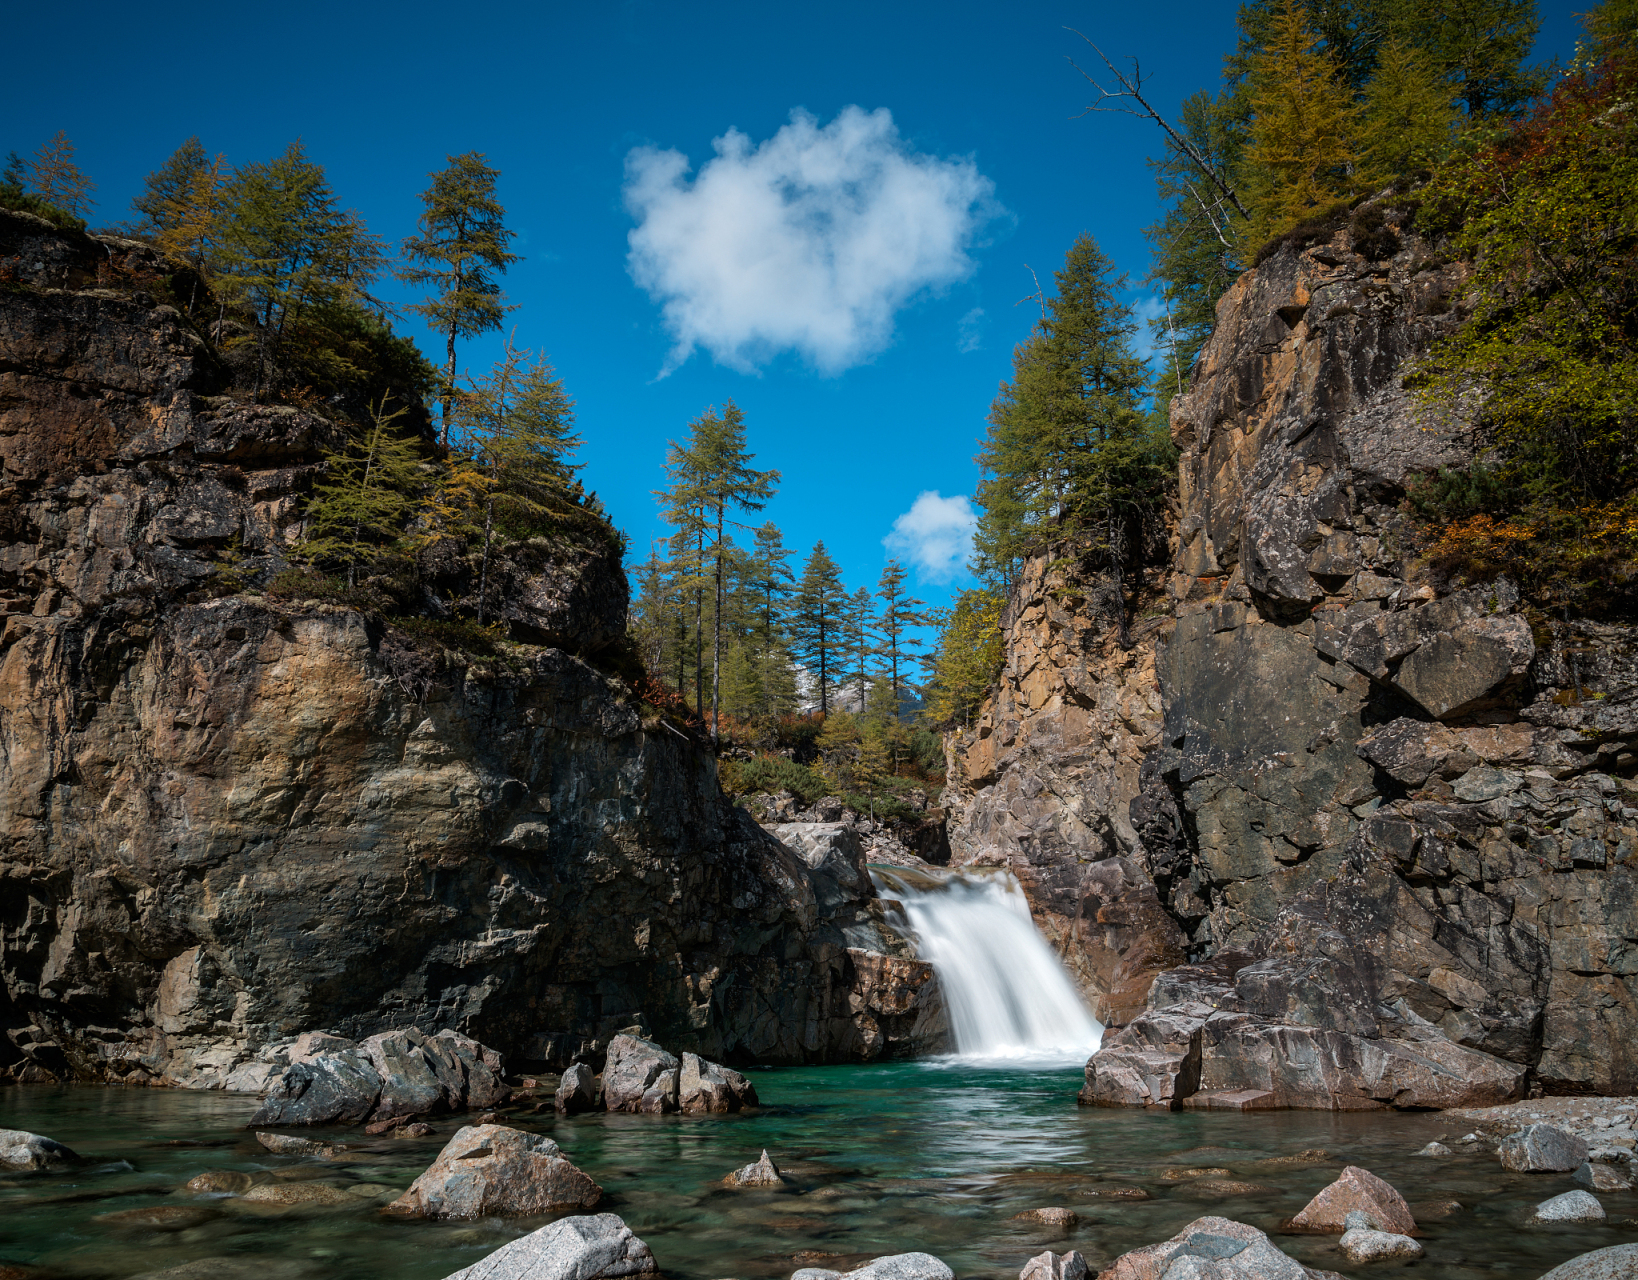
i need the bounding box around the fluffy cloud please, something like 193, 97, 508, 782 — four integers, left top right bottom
884, 491, 977, 584
624, 107, 999, 375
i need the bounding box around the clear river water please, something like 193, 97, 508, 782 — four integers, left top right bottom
3, 1065, 1635, 1280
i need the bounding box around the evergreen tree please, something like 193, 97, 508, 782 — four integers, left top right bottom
1240, 0, 1359, 251
928, 588, 1005, 727
301, 395, 428, 581
748, 522, 795, 643
1391, 0, 1544, 118
840, 585, 879, 711
1357, 39, 1462, 186
874, 559, 926, 721
29, 131, 95, 220
792, 542, 846, 714
399, 153, 521, 444
1, 152, 25, 192
657, 430, 711, 716
132, 138, 210, 237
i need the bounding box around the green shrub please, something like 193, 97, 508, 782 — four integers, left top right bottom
719, 755, 829, 804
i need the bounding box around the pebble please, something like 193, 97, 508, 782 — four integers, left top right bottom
1533, 1191, 1606, 1224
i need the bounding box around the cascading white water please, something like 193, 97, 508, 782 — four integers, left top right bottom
872, 866, 1103, 1066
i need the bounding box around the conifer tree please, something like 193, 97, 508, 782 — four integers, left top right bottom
928, 588, 1005, 727
399, 153, 520, 444
1240, 0, 1358, 251
841, 585, 879, 711
132, 138, 210, 237
1357, 39, 1462, 186
874, 559, 926, 721
792, 542, 846, 714
29, 131, 96, 220
748, 522, 795, 642
301, 395, 427, 582
1, 152, 25, 193
1392, 0, 1543, 118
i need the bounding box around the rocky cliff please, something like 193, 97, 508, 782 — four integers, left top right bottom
0, 209, 941, 1087
947, 197, 1638, 1106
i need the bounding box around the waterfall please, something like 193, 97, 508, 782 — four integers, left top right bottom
871, 866, 1103, 1066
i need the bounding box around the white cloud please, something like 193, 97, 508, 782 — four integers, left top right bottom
884, 491, 977, 584
957, 306, 985, 353
624, 107, 1000, 376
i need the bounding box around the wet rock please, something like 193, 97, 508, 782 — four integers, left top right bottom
1188, 1180, 1280, 1196
388, 1124, 601, 1217
94, 1204, 217, 1231
793, 1257, 955, 1280
1013, 1207, 1078, 1226
601, 1034, 679, 1114
1289, 1167, 1415, 1235
1161, 1167, 1234, 1181
249, 1035, 379, 1126
1539, 1244, 1638, 1280
1533, 1191, 1605, 1224
1417, 1142, 1452, 1157
725, 1149, 786, 1187
1102, 1215, 1309, 1280
1576, 1161, 1633, 1192
240, 1182, 354, 1206
678, 1051, 758, 1114
187, 1170, 254, 1195
555, 1063, 597, 1114
1410, 1199, 1464, 1220
366, 1114, 413, 1135
1081, 1185, 1153, 1200
1262, 1150, 1332, 1166
1020, 1253, 1088, 1280
362, 1028, 449, 1119
0, 1128, 78, 1170
1499, 1125, 1589, 1173
1338, 1229, 1423, 1262
439, 1211, 658, 1280
1080, 1012, 1202, 1110
397, 1121, 435, 1138
253, 1131, 335, 1156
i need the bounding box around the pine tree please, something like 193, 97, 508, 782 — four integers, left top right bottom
874, 559, 926, 722
133, 138, 210, 237
1357, 39, 1462, 186
301, 395, 428, 582
1, 152, 25, 193
840, 585, 879, 711
792, 542, 846, 714
29, 131, 96, 221
1240, 0, 1359, 251
1390, 0, 1543, 118
399, 153, 521, 445
657, 422, 712, 716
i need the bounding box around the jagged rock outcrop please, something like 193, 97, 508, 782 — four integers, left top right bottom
948, 195, 1638, 1103
0, 209, 935, 1085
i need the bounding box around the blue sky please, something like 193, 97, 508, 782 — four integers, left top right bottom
5, 0, 1588, 623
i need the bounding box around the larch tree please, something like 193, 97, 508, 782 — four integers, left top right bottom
1356, 39, 1462, 186
792, 542, 846, 714
132, 138, 211, 237
398, 153, 520, 445
842, 585, 879, 711
874, 559, 926, 722
301, 395, 428, 583
657, 420, 712, 715
29, 131, 96, 220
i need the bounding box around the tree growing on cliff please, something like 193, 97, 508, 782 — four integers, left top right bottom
792, 542, 846, 714
301, 395, 429, 582
927, 588, 1004, 728
398, 154, 520, 445
132, 138, 211, 238
1355, 39, 1463, 186
29, 131, 96, 221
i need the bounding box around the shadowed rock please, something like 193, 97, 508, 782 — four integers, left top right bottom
679, 1051, 758, 1114
1575, 1161, 1632, 1192
1289, 1167, 1414, 1235
1020, 1253, 1088, 1280
1500, 1125, 1589, 1173
389, 1124, 601, 1218
554, 1063, 596, 1114
601, 1035, 679, 1114
249, 1034, 380, 1127
0, 1129, 77, 1170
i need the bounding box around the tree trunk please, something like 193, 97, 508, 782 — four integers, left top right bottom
478, 487, 495, 625
711, 504, 724, 742
443, 326, 457, 449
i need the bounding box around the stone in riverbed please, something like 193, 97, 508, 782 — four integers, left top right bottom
0, 1128, 78, 1170
1081, 1185, 1153, 1200
792, 1256, 955, 1280
1019, 1253, 1088, 1280
1187, 1180, 1282, 1196
1101, 1215, 1308, 1280
1576, 1161, 1633, 1192
1339, 1229, 1423, 1262
1161, 1167, 1233, 1181
555, 1063, 597, 1114
1289, 1166, 1415, 1235
1418, 1142, 1452, 1157
254, 1131, 335, 1156
94, 1204, 218, 1231
362, 1028, 449, 1119
600, 1034, 679, 1114
725, 1149, 787, 1187
679, 1051, 758, 1113
1533, 1191, 1605, 1224
241, 1182, 354, 1206
1540, 1244, 1638, 1280
388, 1124, 601, 1217
1499, 1124, 1589, 1173
439, 1212, 657, 1280
1013, 1207, 1078, 1226
249, 1034, 379, 1127
187, 1170, 255, 1195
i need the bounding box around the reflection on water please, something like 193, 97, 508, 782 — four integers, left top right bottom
2, 1064, 1635, 1280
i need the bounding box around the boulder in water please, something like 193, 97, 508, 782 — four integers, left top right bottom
1102, 1217, 1309, 1280
679, 1051, 758, 1113
725, 1149, 787, 1187
1288, 1166, 1415, 1234
363, 1029, 449, 1119
555, 1062, 597, 1114
1013, 1207, 1078, 1227
792, 1256, 955, 1280
439, 1212, 657, 1279
1020, 1253, 1088, 1280
1575, 1161, 1632, 1192
1339, 1229, 1423, 1262
249, 1034, 380, 1126
1540, 1245, 1638, 1280
0, 1128, 78, 1170
601, 1034, 679, 1113
254, 1131, 336, 1156
1499, 1124, 1588, 1173
1532, 1191, 1605, 1224
389, 1124, 602, 1217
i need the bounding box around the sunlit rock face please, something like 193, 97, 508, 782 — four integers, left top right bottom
949, 196, 1638, 1103
0, 209, 937, 1085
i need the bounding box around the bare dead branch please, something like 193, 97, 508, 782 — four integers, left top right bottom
1065, 29, 1249, 222
1015, 264, 1048, 319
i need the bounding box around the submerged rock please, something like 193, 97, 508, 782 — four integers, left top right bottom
554, 1063, 597, 1114
389, 1124, 602, 1217
1532, 1191, 1605, 1224
1019, 1253, 1088, 1280
0, 1128, 78, 1170
1338, 1229, 1423, 1262
601, 1034, 679, 1114
187, 1170, 255, 1195
1289, 1167, 1415, 1235
1013, 1207, 1078, 1226
1500, 1125, 1589, 1173
725, 1149, 786, 1187
1576, 1161, 1632, 1192
254, 1131, 335, 1156
1418, 1142, 1452, 1157
439, 1212, 657, 1280
241, 1182, 354, 1206
94, 1205, 217, 1231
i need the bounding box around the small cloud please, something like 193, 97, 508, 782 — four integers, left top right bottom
957, 306, 985, 353
624, 106, 1003, 376
884, 491, 977, 584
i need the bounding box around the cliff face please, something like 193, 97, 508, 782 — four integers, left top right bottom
0, 210, 938, 1086
948, 199, 1638, 1104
